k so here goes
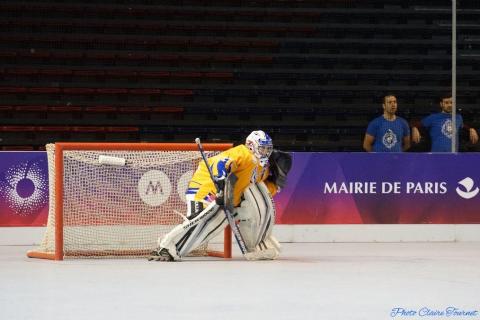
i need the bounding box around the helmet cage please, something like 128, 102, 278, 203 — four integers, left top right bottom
246, 131, 273, 167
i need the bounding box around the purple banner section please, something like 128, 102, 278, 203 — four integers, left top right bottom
0, 152, 49, 226
275, 153, 480, 224
2, 152, 480, 226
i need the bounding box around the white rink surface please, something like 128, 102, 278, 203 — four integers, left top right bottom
1, 243, 480, 320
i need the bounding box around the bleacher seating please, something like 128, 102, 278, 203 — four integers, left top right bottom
0, 0, 479, 151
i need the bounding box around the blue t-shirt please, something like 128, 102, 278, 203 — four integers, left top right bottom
366, 116, 410, 152
421, 112, 463, 152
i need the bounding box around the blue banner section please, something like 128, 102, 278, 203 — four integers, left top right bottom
275, 153, 480, 224
0, 152, 49, 226
1, 152, 480, 226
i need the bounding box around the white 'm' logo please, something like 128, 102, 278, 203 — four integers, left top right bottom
138, 170, 172, 206
456, 177, 479, 199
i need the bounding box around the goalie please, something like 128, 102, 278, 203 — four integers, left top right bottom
149, 130, 292, 261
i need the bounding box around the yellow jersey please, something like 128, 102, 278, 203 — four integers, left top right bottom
187, 144, 278, 206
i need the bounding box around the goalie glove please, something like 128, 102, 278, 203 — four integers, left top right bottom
215, 173, 237, 209
267, 149, 292, 190
214, 180, 225, 206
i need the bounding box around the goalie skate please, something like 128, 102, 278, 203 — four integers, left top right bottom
148, 248, 174, 262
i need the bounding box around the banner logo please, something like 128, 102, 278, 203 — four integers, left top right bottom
456, 177, 479, 199
177, 170, 194, 203
0, 159, 48, 216
138, 170, 172, 206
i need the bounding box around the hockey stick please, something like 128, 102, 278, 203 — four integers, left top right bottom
195, 138, 249, 255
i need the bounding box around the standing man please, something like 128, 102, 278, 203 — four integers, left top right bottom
411, 94, 478, 152
363, 94, 411, 152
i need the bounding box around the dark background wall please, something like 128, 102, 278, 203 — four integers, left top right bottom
0, 0, 479, 151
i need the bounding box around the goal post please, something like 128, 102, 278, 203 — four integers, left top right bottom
27, 142, 232, 260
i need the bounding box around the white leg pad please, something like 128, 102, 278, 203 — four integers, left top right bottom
235, 182, 280, 260
236, 182, 276, 251
158, 201, 228, 259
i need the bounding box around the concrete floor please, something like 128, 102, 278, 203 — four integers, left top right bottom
1, 242, 480, 320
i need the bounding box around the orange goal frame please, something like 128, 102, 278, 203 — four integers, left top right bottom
27, 142, 233, 260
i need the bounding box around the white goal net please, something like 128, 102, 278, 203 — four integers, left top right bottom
28, 143, 231, 259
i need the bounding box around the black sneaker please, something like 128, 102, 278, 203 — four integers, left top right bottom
148, 248, 174, 262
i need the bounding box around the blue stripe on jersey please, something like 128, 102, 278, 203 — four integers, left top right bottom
186, 188, 199, 195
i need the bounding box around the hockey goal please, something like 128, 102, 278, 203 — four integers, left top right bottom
27, 142, 232, 260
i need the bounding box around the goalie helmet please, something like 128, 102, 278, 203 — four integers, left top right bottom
245, 130, 273, 167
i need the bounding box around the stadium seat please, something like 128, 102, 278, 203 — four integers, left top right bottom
1, 0, 479, 151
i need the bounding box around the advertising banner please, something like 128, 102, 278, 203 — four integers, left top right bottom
1, 152, 480, 226
0, 152, 49, 226
275, 153, 480, 224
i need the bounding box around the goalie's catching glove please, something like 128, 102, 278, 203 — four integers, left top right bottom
267, 149, 292, 190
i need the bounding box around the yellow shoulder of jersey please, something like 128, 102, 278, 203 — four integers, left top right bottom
216, 144, 254, 172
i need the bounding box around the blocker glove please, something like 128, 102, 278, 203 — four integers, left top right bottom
214, 179, 225, 206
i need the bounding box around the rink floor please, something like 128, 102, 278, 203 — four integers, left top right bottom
1, 242, 480, 320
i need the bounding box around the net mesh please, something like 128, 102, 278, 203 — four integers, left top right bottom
37, 144, 220, 258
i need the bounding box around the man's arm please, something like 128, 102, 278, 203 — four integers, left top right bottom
402, 135, 411, 151
363, 134, 375, 152
464, 125, 479, 144
410, 119, 423, 144
402, 120, 411, 151
469, 128, 479, 144
411, 127, 421, 144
